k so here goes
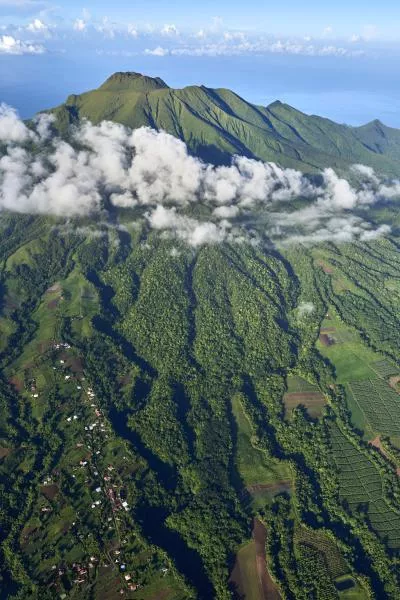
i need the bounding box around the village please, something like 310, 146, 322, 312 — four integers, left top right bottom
24, 338, 170, 598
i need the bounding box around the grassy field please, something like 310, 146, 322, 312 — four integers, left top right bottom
5, 238, 44, 271
230, 541, 261, 600
232, 393, 292, 487
316, 308, 390, 383
286, 376, 317, 393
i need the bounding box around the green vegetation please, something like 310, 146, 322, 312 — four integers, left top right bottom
48, 72, 400, 177
316, 307, 387, 383
347, 380, 400, 438
231, 392, 292, 487
329, 422, 400, 548
2, 173, 400, 597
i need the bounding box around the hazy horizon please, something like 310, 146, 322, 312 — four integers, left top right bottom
0, 0, 399, 126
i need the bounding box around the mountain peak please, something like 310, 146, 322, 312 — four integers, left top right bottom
99, 72, 169, 93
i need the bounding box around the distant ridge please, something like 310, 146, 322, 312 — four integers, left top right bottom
47, 72, 400, 176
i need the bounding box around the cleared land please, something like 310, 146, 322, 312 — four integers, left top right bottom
284, 376, 326, 419
230, 520, 280, 600
316, 308, 390, 383
232, 393, 291, 487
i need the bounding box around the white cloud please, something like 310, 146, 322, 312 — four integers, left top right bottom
0, 105, 395, 247
0, 103, 32, 142
0, 34, 45, 54
213, 205, 240, 218
96, 16, 116, 39
223, 31, 245, 42
127, 24, 138, 38
73, 18, 86, 32
148, 205, 229, 246
26, 18, 48, 33
144, 46, 169, 56
297, 302, 315, 317
148, 38, 364, 58
349, 25, 378, 44
161, 23, 179, 36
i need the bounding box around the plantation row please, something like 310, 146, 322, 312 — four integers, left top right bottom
329, 424, 400, 546
348, 380, 400, 437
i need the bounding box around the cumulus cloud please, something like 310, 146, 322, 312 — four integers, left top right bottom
26, 18, 48, 33
0, 104, 32, 142
127, 24, 138, 38
161, 24, 179, 36
73, 18, 86, 32
0, 33, 45, 54
95, 17, 117, 39
144, 46, 169, 56
147, 205, 229, 246
0, 104, 396, 247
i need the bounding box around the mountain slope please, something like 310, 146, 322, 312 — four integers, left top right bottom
48, 71, 400, 176
1, 213, 400, 598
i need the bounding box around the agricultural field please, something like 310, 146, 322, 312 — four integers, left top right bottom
283, 375, 327, 419
294, 527, 349, 580
230, 520, 280, 600
317, 308, 390, 383
329, 423, 400, 548
370, 360, 399, 379
313, 253, 359, 296
346, 379, 400, 439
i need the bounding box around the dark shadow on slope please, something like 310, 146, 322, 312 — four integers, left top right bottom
135, 504, 215, 600
190, 142, 236, 166
87, 268, 156, 378
109, 406, 177, 491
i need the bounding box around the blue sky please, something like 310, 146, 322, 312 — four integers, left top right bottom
0, 0, 399, 125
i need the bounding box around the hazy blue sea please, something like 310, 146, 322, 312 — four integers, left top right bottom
1, 52, 399, 127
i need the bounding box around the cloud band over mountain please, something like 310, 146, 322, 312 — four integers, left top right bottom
0, 104, 397, 246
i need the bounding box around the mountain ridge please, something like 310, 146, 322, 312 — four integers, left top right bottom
46, 72, 400, 176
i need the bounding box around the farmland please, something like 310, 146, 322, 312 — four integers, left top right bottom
294, 527, 349, 580
230, 520, 280, 600
328, 423, 400, 548
2, 218, 400, 597
347, 379, 400, 439
284, 376, 327, 419
316, 308, 389, 383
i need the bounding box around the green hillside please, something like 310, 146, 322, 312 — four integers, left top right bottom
1, 211, 400, 598
2, 72, 400, 599
48, 71, 400, 176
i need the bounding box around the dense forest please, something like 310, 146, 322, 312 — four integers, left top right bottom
0, 207, 400, 599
